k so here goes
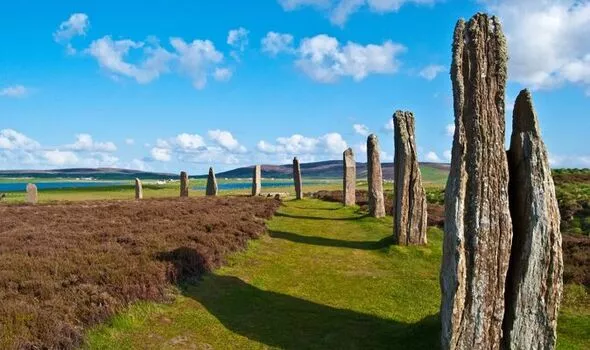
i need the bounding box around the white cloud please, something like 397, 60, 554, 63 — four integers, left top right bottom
214, 67, 233, 81
0, 85, 28, 98
443, 149, 452, 161
87, 36, 174, 84
227, 27, 249, 51
278, 0, 438, 26
384, 118, 394, 131
549, 154, 590, 168
170, 37, 225, 89
151, 147, 172, 162
419, 64, 445, 80
445, 123, 455, 137
125, 138, 135, 145
43, 150, 79, 166
484, 0, 590, 93
425, 151, 441, 162
0, 129, 40, 150
295, 34, 406, 83
262, 32, 295, 56
174, 133, 206, 150
353, 123, 370, 136
54, 13, 89, 43
257, 132, 347, 156
66, 134, 117, 152
321, 133, 348, 154
208, 130, 247, 153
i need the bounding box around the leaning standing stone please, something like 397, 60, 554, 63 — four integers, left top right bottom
343, 148, 356, 206
293, 157, 303, 200
206, 167, 218, 196
367, 134, 385, 218
180, 171, 189, 197
503, 89, 563, 350
25, 183, 38, 204
252, 165, 261, 196
135, 178, 143, 200
440, 13, 512, 350
393, 111, 427, 245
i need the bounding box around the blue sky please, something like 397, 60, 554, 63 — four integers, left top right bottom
1, 0, 589, 174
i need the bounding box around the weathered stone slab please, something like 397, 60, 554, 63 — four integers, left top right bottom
180, 171, 189, 197
26, 183, 38, 204
367, 134, 385, 218
252, 165, 261, 196
393, 111, 427, 245
293, 157, 303, 200
206, 167, 218, 196
440, 13, 512, 350
343, 148, 356, 206
503, 89, 563, 350
135, 178, 143, 200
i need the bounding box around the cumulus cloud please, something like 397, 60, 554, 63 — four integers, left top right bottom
445, 123, 455, 137
43, 150, 79, 166
425, 151, 441, 162
257, 132, 347, 158
227, 27, 249, 51
214, 67, 233, 81
443, 149, 452, 161
483, 0, 590, 93
384, 118, 395, 131
353, 124, 370, 136
208, 130, 247, 153
0, 129, 40, 150
296, 34, 406, 82
261, 32, 295, 56
54, 13, 90, 54
170, 37, 225, 89
150, 147, 172, 162
65, 134, 117, 152
419, 64, 445, 80
0, 85, 29, 98
278, 0, 438, 26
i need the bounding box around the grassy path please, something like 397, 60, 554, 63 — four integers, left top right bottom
86, 199, 589, 349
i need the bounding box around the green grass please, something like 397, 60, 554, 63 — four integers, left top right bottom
84, 199, 590, 349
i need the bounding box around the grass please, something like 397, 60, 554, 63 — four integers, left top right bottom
85, 199, 590, 349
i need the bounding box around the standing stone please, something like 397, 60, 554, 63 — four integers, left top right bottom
440, 14, 512, 350
343, 148, 356, 206
367, 134, 385, 218
180, 171, 189, 197
206, 167, 218, 196
25, 183, 38, 204
393, 111, 427, 245
135, 178, 143, 200
252, 165, 261, 196
293, 157, 303, 200
503, 90, 563, 350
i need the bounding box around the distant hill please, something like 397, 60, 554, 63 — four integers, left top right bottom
0, 168, 176, 181
214, 161, 451, 183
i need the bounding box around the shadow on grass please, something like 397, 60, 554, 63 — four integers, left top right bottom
269, 230, 394, 250
180, 273, 440, 350
275, 212, 370, 221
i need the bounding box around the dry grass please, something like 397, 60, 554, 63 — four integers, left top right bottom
0, 197, 280, 349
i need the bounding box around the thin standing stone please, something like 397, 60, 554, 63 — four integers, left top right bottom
293, 157, 303, 200
440, 13, 512, 350
25, 183, 38, 204
393, 111, 427, 245
180, 171, 189, 197
206, 167, 218, 196
135, 178, 143, 200
503, 89, 563, 350
367, 134, 385, 218
343, 148, 356, 206
252, 165, 261, 196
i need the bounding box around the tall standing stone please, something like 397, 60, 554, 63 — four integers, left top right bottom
180, 171, 189, 197
440, 14, 512, 350
25, 183, 38, 204
206, 167, 218, 196
343, 148, 356, 206
252, 165, 261, 196
393, 111, 427, 245
503, 90, 563, 350
135, 178, 143, 200
293, 157, 303, 200
367, 134, 385, 218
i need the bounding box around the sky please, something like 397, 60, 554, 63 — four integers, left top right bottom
1, 0, 589, 175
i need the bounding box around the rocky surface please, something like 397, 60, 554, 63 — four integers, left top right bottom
26, 183, 38, 204
343, 148, 356, 206
206, 168, 218, 196
180, 171, 189, 197
440, 13, 512, 350
503, 89, 563, 350
393, 111, 428, 245
367, 135, 385, 218
252, 165, 261, 196
293, 157, 303, 200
